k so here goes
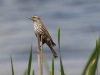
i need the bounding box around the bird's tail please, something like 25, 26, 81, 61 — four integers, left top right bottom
50, 47, 58, 59
47, 43, 58, 59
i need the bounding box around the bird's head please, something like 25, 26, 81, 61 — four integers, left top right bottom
29, 15, 40, 22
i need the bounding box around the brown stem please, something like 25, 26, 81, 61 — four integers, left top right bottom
37, 33, 42, 75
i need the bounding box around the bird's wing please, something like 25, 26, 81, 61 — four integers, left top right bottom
42, 25, 56, 46
38, 21, 56, 46
41, 23, 53, 40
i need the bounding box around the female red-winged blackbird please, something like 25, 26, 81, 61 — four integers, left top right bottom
29, 15, 58, 59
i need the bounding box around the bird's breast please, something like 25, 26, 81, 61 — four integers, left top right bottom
34, 22, 42, 32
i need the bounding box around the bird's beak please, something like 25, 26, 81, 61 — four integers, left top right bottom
29, 17, 32, 20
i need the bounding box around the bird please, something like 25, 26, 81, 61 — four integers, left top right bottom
29, 15, 58, 59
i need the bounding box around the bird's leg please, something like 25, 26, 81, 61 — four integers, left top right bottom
40, 36, 45, 47
40, 41, 45, 47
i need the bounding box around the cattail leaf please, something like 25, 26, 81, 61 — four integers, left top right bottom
28, 45, 32, 75
52, 57, 54, 75
58, 27, 65, 75
58, 27, 60, 50
82, 37, 100, 75
10, 55, 14, 75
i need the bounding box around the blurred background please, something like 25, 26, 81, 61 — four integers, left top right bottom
0, 0, 100, 75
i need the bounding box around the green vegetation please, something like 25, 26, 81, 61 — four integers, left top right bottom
82, 37, 100, 75
58, 27, 65, 75
27, 45, 33, 75
10, 28, 100, 75
10, 55, 14, 75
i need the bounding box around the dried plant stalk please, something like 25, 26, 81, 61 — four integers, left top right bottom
37, 33, 42, 75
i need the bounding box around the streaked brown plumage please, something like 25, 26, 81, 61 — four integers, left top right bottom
29, 15, 58, 59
